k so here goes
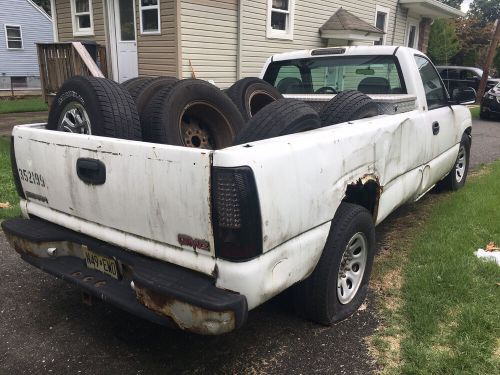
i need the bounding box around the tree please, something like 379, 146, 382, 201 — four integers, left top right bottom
427, 19, 460, 64
438, 0, 463, 9
32, 0, 51, 15
469, 0, 500, 25
452, 17, 495, 66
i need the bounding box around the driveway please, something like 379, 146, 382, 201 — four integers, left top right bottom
0, 117, 499, 374
0, 111, 48, 135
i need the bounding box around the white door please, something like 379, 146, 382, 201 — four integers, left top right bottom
113, 0, 138, 82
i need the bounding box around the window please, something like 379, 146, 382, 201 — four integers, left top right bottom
11, 77, 27, 88
140, 0, 161, 34
5, 25, 23, 49
263, 55, 406, 95
374, 6, 389, 45
414, 55, 448, 110
406, 22, 418, 49
71, 0, 94, 36
267, 0, 295, 40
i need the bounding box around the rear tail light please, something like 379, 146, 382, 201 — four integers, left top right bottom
212, 167, 262, 261
10, 136, 25, 199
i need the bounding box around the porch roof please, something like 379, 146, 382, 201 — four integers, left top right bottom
319, 8, 384, 42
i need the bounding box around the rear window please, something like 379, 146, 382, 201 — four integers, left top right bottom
263, 55, 406, 95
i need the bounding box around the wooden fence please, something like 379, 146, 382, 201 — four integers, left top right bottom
37, 42, 108, 105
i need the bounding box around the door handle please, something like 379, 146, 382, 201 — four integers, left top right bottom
76, 158, 106, 185
432, 121, 440, 135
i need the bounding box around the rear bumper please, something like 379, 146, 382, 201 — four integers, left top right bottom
1, 218, 247, 335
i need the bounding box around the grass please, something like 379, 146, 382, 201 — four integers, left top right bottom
0, 96, 48, 114
0, 137, 21, 220
372, 163, 500, 374
469, 106, 480, 119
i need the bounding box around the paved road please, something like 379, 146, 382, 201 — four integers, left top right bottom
0, 117, 499, 375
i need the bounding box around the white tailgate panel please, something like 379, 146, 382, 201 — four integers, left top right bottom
13, 126, 214, 254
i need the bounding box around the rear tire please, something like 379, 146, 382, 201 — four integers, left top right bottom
47, 76, 142, 140
233, 99, 320, 145
225, 77, 283, 121
437, 133, 470, 191
319, 90, 379, 126
294, 203, 376, 324
142, 79, 244, 149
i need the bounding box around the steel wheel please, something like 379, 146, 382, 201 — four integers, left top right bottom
337, 232, 368, 305
455, 145, 467, 183
57, 102, 91, 134
179, 101, 234, 149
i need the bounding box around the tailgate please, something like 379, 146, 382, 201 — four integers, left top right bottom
12, 124, 215, 258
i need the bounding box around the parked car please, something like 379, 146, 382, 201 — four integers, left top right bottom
437, 66, 500, 97
480, 82, 500, 120
2, 46, 473, 335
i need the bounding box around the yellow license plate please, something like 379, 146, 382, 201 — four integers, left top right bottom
83, 246, 119, 279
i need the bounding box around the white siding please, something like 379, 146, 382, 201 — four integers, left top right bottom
241, 1, 410, 77
0, 0, 53, 77
180, 0, 238, 88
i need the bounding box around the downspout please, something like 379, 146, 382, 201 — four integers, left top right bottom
50, 0, 59, 42
236, 0, 243, 80
390, 0, 400, 45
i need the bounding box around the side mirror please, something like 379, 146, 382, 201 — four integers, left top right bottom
451, 87, 477, 105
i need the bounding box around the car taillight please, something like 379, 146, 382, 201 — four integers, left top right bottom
212, 167, 262, 261
10, 136, 25, 199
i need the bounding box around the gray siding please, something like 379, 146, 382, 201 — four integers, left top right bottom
180, 0, 238, 88
136, 0, 177, 76
0, 0, 53, 77
240, 1, 410, 78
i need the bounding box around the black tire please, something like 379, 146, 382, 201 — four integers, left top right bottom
142, 79, 244, 149
47, 76, 142, 140
135, 76, 179, 117
121, 76, 152, 91
319, 90, 379, 126
437, 133, 471, 191
233, 99, 321, 145
124, 77, 156, 102
225, 77, 283, 121
293, 202, 376, 325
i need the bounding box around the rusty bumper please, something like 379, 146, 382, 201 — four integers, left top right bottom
1, 218, 247, 335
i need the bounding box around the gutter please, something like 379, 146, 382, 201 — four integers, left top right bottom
49, 0, 59, 42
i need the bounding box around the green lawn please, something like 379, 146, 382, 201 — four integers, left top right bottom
0, 97, 48, 114
0, 137, 21, 220
470, 106, 480, 119
373, 162, 500, 374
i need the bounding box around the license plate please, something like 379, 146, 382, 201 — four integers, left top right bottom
83, 246, 119, 279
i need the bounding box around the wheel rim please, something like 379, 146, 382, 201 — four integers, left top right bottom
337, 232, 368, 305
57, 102, 91, 134
179, 101, 234, 149
455, 145, 467, 183
248, 90, 277, 117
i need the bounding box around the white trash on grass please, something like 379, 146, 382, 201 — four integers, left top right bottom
474, 242, 500, 266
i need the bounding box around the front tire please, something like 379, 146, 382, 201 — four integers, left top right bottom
294, 203, 376, 325
438, 133, 471, 191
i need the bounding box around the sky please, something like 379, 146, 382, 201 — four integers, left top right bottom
461, 0, 473, 12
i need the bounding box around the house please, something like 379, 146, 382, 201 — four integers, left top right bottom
49, 0, 463, 88
0, 0, 54, 90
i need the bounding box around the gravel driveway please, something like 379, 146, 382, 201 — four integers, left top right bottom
0, 117, 498, 375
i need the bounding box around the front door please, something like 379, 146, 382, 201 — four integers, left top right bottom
113, 0, 138, 82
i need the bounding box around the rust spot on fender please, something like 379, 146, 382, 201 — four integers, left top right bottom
345, 174, 383, 220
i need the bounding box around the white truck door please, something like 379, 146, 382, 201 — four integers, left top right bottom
413, 55, 458, 192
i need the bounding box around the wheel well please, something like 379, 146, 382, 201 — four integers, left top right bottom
464, 126, 472, 144
342, 177, 381, 220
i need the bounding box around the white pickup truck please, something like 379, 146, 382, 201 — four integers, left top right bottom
2, 46, 473, 335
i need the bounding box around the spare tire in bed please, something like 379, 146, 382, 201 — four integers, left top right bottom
142, 79, 244, 149
225, 77, 283, 121
233, 98, 320, 145
319, 90, 379, 126
47, 76, 142, 140
122, 76, 152, 92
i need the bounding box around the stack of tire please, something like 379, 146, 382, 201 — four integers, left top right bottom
47, 75, 379, 149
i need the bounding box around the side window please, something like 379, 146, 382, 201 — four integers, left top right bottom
71, 0, 94, 36
414, 55, 448, 110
